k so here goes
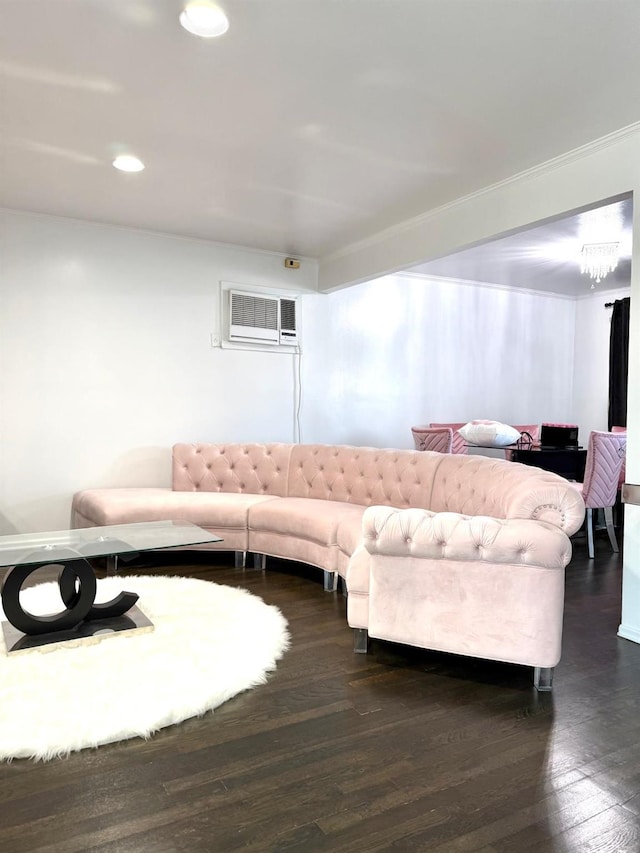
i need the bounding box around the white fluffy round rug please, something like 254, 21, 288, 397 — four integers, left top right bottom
0, 575, 290, 762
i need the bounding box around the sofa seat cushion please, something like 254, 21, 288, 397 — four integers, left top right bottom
72, 488, 280, 528
249, 498, 357, 546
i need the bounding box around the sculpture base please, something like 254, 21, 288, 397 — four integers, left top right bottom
2, 605, 154, 655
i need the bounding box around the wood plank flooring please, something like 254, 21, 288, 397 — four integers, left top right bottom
0, 531, 638, 852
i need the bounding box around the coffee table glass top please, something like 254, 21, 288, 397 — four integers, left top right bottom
0, 521, 222, 568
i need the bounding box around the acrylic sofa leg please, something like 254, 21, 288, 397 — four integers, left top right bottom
234, 551, 246, 569
323, 570, 338, 592
534, 666, 553, 692
253, 553, 266, 571
354, 628, 369, 654
604, 506, 619, 553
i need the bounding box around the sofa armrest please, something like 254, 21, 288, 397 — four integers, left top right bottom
429, 455, 585, 536
351, 505, 570, 670
361, 506, 573, 569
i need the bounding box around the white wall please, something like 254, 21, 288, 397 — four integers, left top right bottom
317, 125, 640, 643
0, 210, 318, 533
300, 274, 576, 449
1, 206, 626, 543
620, 203, 640, 644
318, 121, 640, 643
573, 287, 631, 437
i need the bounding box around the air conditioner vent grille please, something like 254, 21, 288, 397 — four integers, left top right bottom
230, 293, 278, 331
279, 298, 296, 331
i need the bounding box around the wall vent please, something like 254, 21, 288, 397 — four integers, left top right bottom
228, 290, 298, 346
279, 297, 298, 345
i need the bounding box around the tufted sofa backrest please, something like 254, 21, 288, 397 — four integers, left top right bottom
287, 444, 442, 507
171, 442, 585, 536
172, 443, 292, 495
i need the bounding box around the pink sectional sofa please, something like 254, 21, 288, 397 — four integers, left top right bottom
72, 442, 586, 690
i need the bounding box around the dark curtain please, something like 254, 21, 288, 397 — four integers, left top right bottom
608, 297, 631, 429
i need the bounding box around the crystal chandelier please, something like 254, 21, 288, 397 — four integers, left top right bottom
580, 242, 620, 287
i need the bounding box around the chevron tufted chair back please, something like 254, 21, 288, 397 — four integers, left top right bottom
611, 425, 627, 487
411, 426, 453, 454
580, 431, 627, 509
572, 430, 627, 558
429, 422, 468, 455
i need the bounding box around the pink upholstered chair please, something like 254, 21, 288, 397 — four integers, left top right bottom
429, 422, 468, 455
612, 426, 627, 488
411, 426, 453, 454
571, 430, 627, 559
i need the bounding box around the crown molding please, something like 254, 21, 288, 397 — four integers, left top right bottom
322, 120, 640, 265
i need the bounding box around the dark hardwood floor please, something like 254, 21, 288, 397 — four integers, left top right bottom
1, 529, 638, 852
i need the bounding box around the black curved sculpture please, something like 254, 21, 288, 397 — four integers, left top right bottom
1, 547, 138, 636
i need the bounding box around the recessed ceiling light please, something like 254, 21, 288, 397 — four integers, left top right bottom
112, 155, 145, 173
179, 1, 229, 38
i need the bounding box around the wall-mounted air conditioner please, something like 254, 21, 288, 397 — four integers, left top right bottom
278, 297, 298, 346
228, 290, 298, 346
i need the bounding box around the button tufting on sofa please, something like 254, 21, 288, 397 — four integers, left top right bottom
72, 441, 586, 691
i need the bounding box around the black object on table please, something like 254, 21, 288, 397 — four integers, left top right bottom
510, 447, 587, 482
0, 521, 223, 652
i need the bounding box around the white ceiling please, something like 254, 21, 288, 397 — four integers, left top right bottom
408, 196, 634, 296
2, 0, 640, 277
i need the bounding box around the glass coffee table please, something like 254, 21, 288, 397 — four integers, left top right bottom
0, 520, 222, 653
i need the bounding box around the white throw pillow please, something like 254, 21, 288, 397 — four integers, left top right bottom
458, 420, 521, 448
